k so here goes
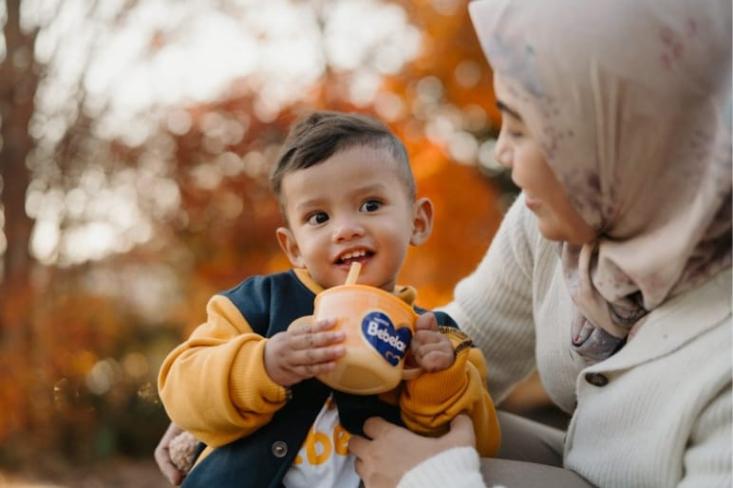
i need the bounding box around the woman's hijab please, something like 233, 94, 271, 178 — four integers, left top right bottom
470, 0, 732, 361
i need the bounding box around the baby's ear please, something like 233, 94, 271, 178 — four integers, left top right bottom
276, 227, 305, 267
410, 197, 434, 246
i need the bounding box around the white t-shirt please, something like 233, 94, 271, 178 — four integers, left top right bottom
282, 395, 360, 488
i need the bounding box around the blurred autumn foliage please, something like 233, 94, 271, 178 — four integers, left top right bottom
0, 0, 517, 476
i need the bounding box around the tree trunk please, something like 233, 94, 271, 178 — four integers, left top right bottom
0, 0, 38, 348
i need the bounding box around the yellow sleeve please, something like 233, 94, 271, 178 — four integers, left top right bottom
399, 330, 501, 457
157, 295, 289, 447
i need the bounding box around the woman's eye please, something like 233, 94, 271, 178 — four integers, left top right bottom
360, 200, 382, 213
306, 212, 329, 225
503, 125, 524, 139
500, 122, 525, 139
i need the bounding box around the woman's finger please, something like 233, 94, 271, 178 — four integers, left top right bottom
443, 414, 476, 447
155, 447, 184, 485
347, 434, 369, 457
362, 416, 394, 440
353, 457, 366, 478
154, 423, 186, 485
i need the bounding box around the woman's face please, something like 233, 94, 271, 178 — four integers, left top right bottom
493, 74, 596, 245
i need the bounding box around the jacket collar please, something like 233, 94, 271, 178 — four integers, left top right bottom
586, 268, 732, 372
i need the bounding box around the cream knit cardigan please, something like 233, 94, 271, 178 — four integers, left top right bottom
401, 197, 732, 488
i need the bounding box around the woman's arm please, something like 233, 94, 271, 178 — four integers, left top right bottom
442, 196, 540, 401
350, 415, 597, 488
678, 386, 732, 487
398, 446, 485, 488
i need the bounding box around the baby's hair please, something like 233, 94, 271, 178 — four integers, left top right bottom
270, 111, 415, 202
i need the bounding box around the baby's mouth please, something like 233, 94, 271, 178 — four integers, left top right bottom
335, 249, 374, 266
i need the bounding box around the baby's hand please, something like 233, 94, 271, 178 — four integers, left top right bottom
265, 317, 345, 387
410, 312, 455, 372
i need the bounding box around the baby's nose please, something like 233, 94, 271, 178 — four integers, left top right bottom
332, 219, 365, 242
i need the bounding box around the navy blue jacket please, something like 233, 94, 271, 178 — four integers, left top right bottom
183, 270, 457, 488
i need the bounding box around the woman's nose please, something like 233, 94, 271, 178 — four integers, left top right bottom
332, 218, 365, 242
494, 129, 513, 169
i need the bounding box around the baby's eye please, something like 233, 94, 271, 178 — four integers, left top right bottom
360, 200, 382, 213
306, 212, 329, 225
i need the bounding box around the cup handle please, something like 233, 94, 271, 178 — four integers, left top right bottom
401, 367, 422, 381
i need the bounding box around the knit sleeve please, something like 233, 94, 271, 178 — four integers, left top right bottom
397, 447, 485, 488
441, 195, 539, 402
678, 384, 732, 487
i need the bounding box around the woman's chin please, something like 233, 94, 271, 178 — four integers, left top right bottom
537, 223, 565, 242
536, 215, 573, 243
537, 218, 595, 245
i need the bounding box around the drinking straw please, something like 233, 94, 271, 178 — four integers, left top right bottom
344, 262, 361, 285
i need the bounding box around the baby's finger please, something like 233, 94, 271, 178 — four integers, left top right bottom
291, 360, 338, 378
415, 312, 438, 332
413, 329, 445, 345
415, 340, 453, 356
291, 330, 345, 350
290, 345, 345, 366
290, 317, 336, 335
418, 350, 455, 372
312, 318, 338, 331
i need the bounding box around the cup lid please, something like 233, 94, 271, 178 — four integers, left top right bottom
315, 284, 417, 317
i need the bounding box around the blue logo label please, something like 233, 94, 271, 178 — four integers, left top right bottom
361, 311, 412, 366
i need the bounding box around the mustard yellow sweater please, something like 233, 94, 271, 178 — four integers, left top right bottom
158, 269, 500, 466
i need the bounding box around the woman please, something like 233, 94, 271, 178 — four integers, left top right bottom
349, 0, 732, 486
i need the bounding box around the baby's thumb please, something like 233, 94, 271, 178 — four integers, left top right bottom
415, 312, 438, 331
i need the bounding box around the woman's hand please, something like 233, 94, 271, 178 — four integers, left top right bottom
154, 422, 187, 486
349, 414, 476, 487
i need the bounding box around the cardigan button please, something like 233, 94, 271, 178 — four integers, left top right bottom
271, 441, 288, 458
585, 372, 609, 387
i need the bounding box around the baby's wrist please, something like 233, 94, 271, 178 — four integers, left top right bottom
263, 337, 290, 387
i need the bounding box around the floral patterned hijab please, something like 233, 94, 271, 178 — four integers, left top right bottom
470, 0, 732, 361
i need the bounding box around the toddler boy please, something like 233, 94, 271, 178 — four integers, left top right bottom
157, 111, 500, 487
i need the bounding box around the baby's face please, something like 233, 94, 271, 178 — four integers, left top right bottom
277, 145, 419, 291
